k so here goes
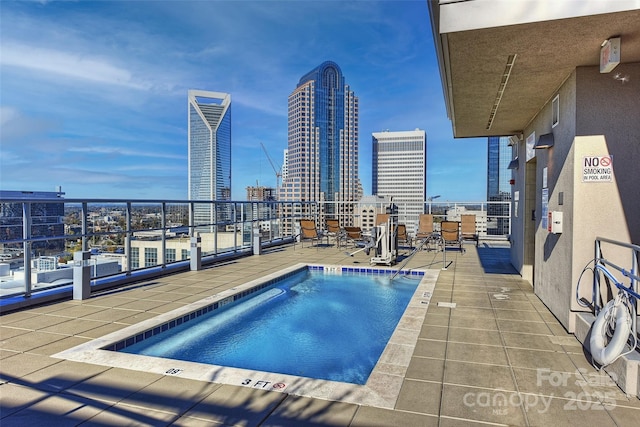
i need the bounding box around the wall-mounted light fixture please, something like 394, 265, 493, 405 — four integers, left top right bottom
600, 37, 621, 74
507, 157, 519, 169
534, 133, 554, 149
508, 134, 522, 146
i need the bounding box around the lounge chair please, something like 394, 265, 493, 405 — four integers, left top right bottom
396, 224, 412, 248
342, 226, 366, 248
375, 213, 390, 226
325, 219, 342, 245
461, 214, 478, 247
415, 214, 434, 240
297, 219, 327, 248
441, 220, 463, 252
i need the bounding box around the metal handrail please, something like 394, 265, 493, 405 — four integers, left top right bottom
592, 236, 640, 344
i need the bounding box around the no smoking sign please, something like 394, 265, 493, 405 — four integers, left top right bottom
582, 156, 613, 182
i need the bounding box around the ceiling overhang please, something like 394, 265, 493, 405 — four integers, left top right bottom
428, 1, 640, 138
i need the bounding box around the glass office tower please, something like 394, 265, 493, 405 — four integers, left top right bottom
487, 136, 512, 235
281, 61, 362, 225
487, 136, 512, 199
188, 90, 231, 231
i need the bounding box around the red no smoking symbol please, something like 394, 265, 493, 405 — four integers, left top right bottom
600, 156, 611, 166
272, 382, 286, 389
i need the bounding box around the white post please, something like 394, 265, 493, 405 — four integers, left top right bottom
190, 234, 202, 271
73, 250, 91, 300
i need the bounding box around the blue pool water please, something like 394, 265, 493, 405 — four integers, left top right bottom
119, 268, 419, 384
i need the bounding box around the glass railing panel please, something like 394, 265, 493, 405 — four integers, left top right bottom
0, 248, 26, 298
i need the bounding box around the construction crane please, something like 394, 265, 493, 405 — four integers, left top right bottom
260, 142, 282, 190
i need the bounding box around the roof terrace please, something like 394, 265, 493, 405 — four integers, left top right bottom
1, 198, 638, 425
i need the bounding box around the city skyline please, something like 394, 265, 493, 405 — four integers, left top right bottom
0, 1, 488, 201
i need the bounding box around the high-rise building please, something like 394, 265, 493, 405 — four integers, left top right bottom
246, 186, 276, 202
188, 90, 231, 230
487, 136, 512, 200
280, 61, 362, 226
372, 129, 427, 233
486, 136, 512, 236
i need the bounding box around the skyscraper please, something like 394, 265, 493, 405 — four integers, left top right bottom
281, 61, 362, 224
188, 90, 231, 230
372, 129, 427, 233
487, 136, 512, 200
486, 136, 512, 235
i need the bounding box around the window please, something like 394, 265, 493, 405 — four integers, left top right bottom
552, 94, 559, 128
144, 248, 157, 267
131, 247, 139, 269
165, 248, 176, 263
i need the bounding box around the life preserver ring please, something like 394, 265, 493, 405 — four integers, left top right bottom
589, 297, 632, 366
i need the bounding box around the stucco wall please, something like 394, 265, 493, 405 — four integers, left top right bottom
530, 71, 578, 330
575, 64, 640, 244
512, 64, 639, 332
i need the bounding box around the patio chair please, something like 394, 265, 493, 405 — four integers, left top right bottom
375, 213, 390, 226
415, 214, 434, 240
396, 224, 412, 248
342, 226, 366, 248
440, 220, 463, 252
297, 219, 327, 249
461, 214, 479, 247
325, 218, 342, 246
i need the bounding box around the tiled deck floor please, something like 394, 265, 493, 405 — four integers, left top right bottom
2, 242, 639, 426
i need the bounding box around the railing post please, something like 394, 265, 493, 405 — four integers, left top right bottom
189, 201, 195, 237
213, 202, 218, 255
125, 202, 132, 275
593, 239, 602, 314
23, 202, 32, 297
161, 202, 166, 268
81, 202, 88, 252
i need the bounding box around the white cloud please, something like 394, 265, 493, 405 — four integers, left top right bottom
0, 106, 19, 126
67, 146, 186, 160
1, 42, 153, 90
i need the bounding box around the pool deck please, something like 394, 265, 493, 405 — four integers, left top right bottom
2, 242, 639, 426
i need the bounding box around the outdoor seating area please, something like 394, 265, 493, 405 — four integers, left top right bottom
295, 215, 478, 255
2, 241, 638, 425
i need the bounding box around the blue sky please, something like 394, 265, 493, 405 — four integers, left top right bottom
0, 0, 487, 202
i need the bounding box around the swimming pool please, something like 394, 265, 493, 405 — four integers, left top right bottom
54, 263, 438, 408
117, 267, 418, 384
